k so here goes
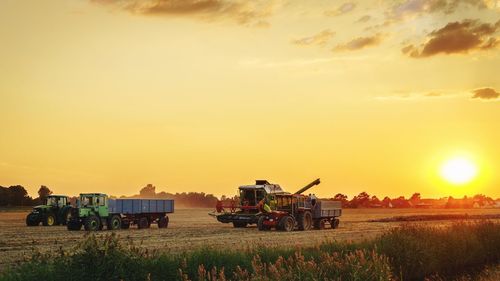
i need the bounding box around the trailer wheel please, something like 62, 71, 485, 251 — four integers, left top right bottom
257, 216, 270, 231
297, 211, 313, 231
67, 220, 82, 231
84, 215, 101, 231
121, 220, 130, 229
158, 216, 169, 228
331, 218, 340, 229
26, 213, 40, 226
232, 222, 247, 228
278, 216, 295, 232
107, 215, 122, 230
138, 217, 150, 229
313, 219, 325, 230
43, 213, 56, 226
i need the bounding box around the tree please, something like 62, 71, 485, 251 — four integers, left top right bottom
140, 184, 156, 197
333, 193, 349, 207
38, 185, 52, 203
8, 185, 30, 206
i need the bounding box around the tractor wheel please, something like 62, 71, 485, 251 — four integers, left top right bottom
84, 215, 101, 231
278, 216, 295, 232
138, 217, 150, 229
43, 213, 56, 226
67, 220, 82, 231
26, 213, 39, 226
158, 216, 169, 228
313, 219, 325, 230
257, 216, 270, 231
121, 220, 130, 229
107, 215, 122, 231
331, 218, 340, 229
297, 211, 313, 231
232, 222, 248, 228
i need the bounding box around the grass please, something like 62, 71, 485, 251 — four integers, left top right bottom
1, 221, 499, 281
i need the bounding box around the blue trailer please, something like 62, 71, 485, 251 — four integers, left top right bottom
67, 193, 175, 231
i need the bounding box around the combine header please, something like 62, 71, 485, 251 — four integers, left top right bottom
212, 178, 325, 228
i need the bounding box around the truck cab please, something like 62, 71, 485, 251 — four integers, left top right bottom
68, 193, 110, 231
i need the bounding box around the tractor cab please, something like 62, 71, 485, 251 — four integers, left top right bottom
238, 180, 287, 210
45, 195, 68, 208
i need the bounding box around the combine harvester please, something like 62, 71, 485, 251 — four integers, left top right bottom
67, 193, 174, 231
212, 178, 342, 231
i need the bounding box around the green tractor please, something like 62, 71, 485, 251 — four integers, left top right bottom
26, 195, 72, 226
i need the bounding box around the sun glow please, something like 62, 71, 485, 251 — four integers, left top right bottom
440, 157, 478, 185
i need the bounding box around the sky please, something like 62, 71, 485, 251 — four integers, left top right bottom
0, 0, 499, 199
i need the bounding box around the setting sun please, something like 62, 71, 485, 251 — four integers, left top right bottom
440, 157, 478, 185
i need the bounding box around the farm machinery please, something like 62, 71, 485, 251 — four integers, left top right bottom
257, 192, 341, 232
67, 193, 174, 231
26, 195, 72, 226
212, 178, 340, 231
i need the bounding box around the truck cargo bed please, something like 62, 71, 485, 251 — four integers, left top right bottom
312, 200, 342, 219
108, 199, 174, 214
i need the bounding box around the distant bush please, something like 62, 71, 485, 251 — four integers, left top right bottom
1, 221, 499, 281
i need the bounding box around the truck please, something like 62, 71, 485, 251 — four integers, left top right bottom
257, 193, 342, 231
67, 193, 174, 231
213, 179, 321, 227
26, 195, 72, 226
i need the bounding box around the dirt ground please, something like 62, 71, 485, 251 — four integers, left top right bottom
1, 208, 499, 272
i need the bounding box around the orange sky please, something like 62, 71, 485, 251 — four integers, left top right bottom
0, 0, 499, 199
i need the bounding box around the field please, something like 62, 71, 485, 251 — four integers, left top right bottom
1, 208, 499, 273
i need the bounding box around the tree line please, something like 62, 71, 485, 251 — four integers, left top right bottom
1, 184, 498, 209
0, 185, 53, 206
332, 192, 499, 208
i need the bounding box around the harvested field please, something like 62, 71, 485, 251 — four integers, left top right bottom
0, 208, 499, 272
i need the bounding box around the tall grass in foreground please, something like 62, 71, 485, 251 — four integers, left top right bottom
1, 221, 499, 281
375, 221, 500, 280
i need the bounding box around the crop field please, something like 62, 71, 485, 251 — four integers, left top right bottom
1, 208, 499, 272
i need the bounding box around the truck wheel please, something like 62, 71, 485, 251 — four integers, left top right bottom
158, 216, 169, 228
138, 217, 149, 229
297, 211, 313, 231
121, 220, 130, 229
313, 219, 325, 230
257, 216, 270, 231
84, 215, 101, 231
278, 216, 295, 232
107, 215, 122, 230
26, 214, 39, 226
331, 218, 340, 229
67, 220, 82, 231
233, 222, 247, 228
43, 213, 56, 226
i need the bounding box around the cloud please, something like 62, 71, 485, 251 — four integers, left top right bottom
424, 92, 442, 97
402, 19, 500, 57
376, 91, 445, 100
91, 0, 279, 26
292, 29, 335, 47
356, 15, 371, 23
471, 88, 500, 99
334, 33, 383, 51
389, 0, 488, 21
324, 2, 356, 17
